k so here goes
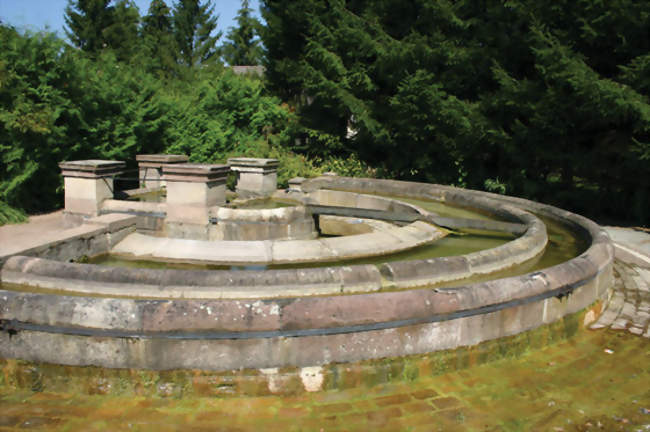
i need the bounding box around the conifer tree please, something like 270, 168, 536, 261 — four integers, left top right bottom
172, 0, 221, 67
261, 0, 650, 224
65, 0, 113, 52
64, 0, 139, 61
221, 0, 263, 66
142, 0, 178, 75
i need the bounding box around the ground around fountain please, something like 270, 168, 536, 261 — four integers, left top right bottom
0, 211, 66, 260
0, 322, 648, 431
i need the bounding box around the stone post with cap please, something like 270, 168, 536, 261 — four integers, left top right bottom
228, 157, 279, 198
163, 163, 230, 239
59, 159, 125, 225
136, 154, 189, 189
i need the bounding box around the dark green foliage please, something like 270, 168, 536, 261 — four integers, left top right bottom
482, 26, 650, 221
164, 69, 293, 161
65, 0, 112, 52
0, 201, 26, 225
64, 0, 140, 61
172, 0, 221, 67
221, 0, 264, 66
262, 0, 650, 225
261, 0, 479, 164
141, 0, 178, 76
1, 26, 79, 213
0, 26, 169, 213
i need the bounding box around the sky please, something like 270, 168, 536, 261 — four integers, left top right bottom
0, 0, 261, 40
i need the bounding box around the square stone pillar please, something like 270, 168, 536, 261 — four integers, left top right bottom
136, 154, 189, 189
163, 163, 229, 239
59, 160, 125, 224
228, 157, 279, 198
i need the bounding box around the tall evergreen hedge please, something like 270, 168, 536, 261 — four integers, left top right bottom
262, 0, 650, 225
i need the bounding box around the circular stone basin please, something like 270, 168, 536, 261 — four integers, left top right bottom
0, 175, 614, 373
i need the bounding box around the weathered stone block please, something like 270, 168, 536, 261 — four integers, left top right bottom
163, 163, 229, 238
59, 160, 125, 218
136, 154, 188, 188
228, 157, 279, 197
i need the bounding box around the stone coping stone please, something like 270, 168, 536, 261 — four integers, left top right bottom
300, 176, 609, 284
304, 189, 426, 217
162, 163, 230, 182
0, 179, 613, 330
293, 189, 544, 281
59, 160, 125, 178
228, 157, 279, 174
136, 154, 189, 168
101, 199, 167, 216
228, 157, 279, 169
85, 214, 138, 231
0, 214, 137, 265
1, 256, 383, 300
0, 224, 106, 263
288, 177, 306, 185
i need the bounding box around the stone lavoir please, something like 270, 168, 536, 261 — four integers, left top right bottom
0, 154, 617, 396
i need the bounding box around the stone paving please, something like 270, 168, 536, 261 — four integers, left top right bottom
0, 211, 66, 259
591, 228, 650, 338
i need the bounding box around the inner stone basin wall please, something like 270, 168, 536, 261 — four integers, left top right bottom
209, 205, 317, 241
0, 177, 614, 371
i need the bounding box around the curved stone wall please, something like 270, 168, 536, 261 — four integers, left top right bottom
0, 177, 614, 371
1, 255, 384, 298
109, 219, 443, 265
108, 189, 453, 265
209, 204, 317, 241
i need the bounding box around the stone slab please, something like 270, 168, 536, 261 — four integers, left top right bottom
86, 213, 138, 231
59, 160, 125, 178
136, 154, 189, 166
605, 227, 650, 259
112, 233, 272, 264
228, 157, 279, 171
163, 163, 230, 182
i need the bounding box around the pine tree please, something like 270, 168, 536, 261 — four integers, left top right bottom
261, 0, 650, 223
221, 0, 263, 66
172, 0, 221, 67
65, 0, 112, 53
106, 0, 140, 60
261, 0, 476, 168
142, 0, 178, 75
64, 0, 139, 61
